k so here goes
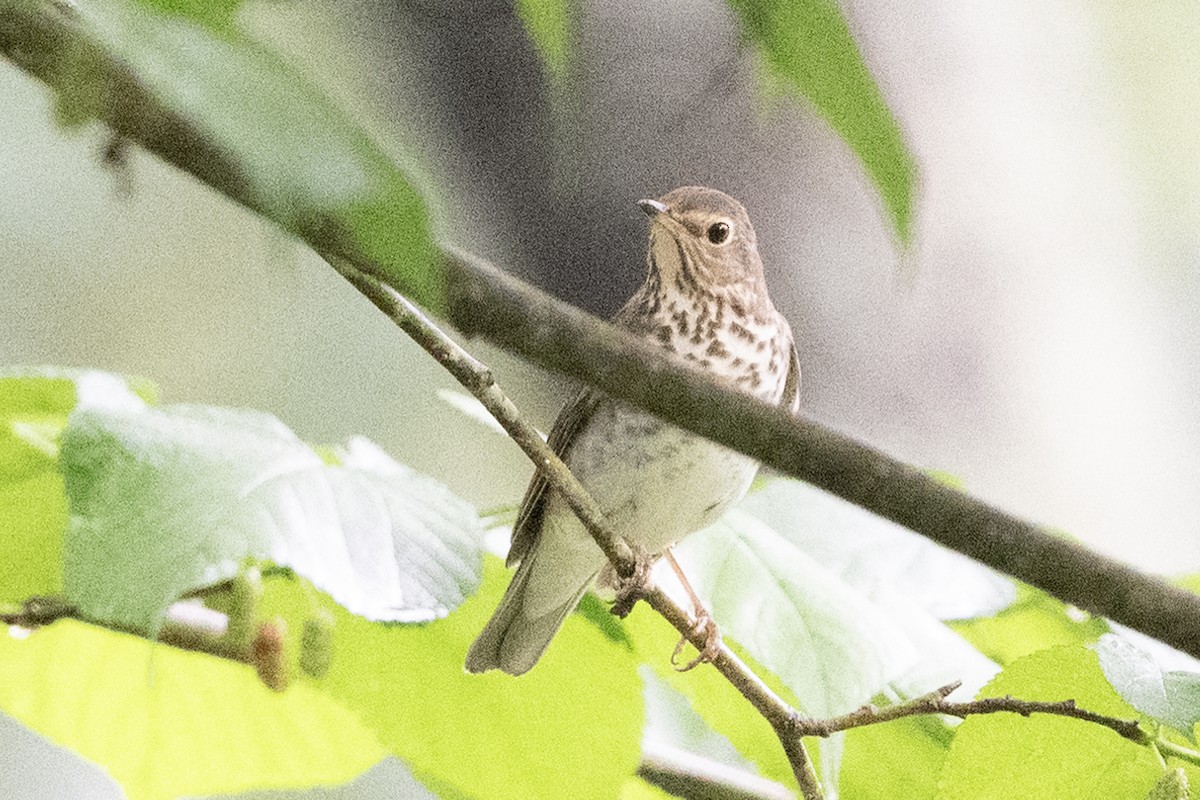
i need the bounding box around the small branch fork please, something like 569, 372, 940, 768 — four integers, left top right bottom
327, 259, 1152, 800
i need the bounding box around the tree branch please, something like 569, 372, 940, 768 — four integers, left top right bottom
4, 0, 1200, 662
790, 681, 1148, 746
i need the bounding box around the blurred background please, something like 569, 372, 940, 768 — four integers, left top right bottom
3, 0, 1200, 796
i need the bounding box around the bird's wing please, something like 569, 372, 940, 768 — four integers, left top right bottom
780, 317, 802, 415
506, 388, 602, 567
783, 343, 802, 414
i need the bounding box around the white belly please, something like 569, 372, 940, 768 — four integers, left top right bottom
568, 403, 759, 551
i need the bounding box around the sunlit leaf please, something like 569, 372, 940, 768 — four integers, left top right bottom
305, 558, 645, 800
950, 583, 1108, 666
739, 478, 1014, 622
670, 510, 912, 716
736, 478, 1003, 699
60, 403, 483, 630
936, 646, 1158, 800
625, 607, 800, 789
1097, 633, 1200, 742
840, 716, 947, 800
728, 0, 917, 243
0, 369, 148, 604
0, 620, 385, 800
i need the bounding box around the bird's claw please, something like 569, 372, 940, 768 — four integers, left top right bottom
672, 612, 722, 672
609, 544, 655, 618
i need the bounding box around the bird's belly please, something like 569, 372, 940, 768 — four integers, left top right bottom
568, 405, 759, 552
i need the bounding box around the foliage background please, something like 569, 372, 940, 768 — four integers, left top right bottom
2, 0, 1200, 797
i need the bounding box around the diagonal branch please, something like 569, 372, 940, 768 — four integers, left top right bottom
4, 0, 1200, 662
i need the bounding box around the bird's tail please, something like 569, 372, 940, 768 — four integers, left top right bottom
465, 547, 594, 675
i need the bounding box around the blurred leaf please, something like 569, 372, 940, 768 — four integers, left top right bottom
728, 0, 917, 243
60, 403, 483, 630
132, 0, 242, 30
307, 558, 645, 800
0, 369, 149, 604
840, 716, 948, 800
0, 368, 147, 482
0, 470, 66, 603
56, 0, 443, 310
436, 389, 508, 436
1097, 633, 1200, 741
1144, 769, 1189, 800
672, 508, 917, 716
936, 646, 1158, 800
625, 606, 800, 789
516, 0, 570, 82
739, 478, 1014, 622
950, 583, 1108, 666
0, 620, 385, 800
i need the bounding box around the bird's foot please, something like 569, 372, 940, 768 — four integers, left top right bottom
672, 611, 722, 672
609, 544, 656, 618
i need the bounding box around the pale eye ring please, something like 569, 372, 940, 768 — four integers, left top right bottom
706, 221, 731, 245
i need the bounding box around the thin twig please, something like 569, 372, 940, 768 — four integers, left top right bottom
790, 681, 1148, 746
1156, 737, 1200, 769
2, 596, 248, 664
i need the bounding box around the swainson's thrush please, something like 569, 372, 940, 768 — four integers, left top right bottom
466, 186, 800, 675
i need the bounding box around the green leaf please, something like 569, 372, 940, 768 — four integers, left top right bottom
936, 646, 1158, 800
950, 583, 1109, 666
59, 0, 443, 310
0, 368, 147, 483
840, 717, 948, 800
736, 478, 1004, 700
0, 369, 149, 604
739, 478, 1014, 622
309, 558, 645, 800
516, 0, 570, 82
60, 402, 483, 630
0, 620, 385, 800
0, 470, 66, 603
673, 508, 980, 716
132, 0, 243, 31
1097, 634, 1200, 741
1144, 768, 1189, 800
728, 0, 917, 243
625, 606, 800, 789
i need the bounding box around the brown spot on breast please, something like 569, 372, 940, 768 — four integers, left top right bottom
655, 325, 673, 345
731, 357, 744, 368
706, 339, 729, 358
729, 321, 756, 343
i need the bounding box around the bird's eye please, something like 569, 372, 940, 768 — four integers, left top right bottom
706, 222, 731, 244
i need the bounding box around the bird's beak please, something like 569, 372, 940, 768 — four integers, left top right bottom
638, 199, 669, 217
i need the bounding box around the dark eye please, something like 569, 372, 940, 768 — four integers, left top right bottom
706, 222, 730, 244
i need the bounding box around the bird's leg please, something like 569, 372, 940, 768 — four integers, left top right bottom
664, 549, 722, 671
608, 542, 657, 618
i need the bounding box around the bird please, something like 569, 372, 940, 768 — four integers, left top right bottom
465, 186, 801, 675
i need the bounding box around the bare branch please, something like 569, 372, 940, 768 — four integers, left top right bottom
791, 681, 1148, 746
